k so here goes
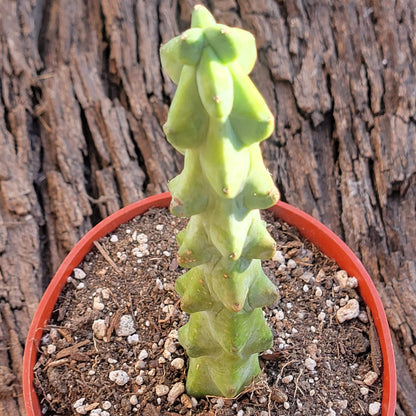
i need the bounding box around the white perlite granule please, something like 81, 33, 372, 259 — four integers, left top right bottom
109, 370, 130, 386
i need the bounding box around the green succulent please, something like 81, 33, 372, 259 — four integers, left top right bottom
160, 4, 280, 398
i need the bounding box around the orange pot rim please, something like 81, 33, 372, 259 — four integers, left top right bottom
23, 192, 396, 415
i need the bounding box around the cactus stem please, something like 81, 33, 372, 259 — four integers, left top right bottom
161, 5, 278, 397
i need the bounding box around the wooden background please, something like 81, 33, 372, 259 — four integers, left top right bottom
1, 0, 415, 414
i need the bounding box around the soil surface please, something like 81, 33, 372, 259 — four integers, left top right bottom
33, 208, 383, 415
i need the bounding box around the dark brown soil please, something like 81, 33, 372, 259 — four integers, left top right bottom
33, 208, 383, 416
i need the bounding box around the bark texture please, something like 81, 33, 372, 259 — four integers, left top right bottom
0, 0, 415, 414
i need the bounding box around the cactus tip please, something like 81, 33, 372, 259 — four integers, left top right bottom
268, 187, 280, 203
191, 4, 216, 29
213, 95, 221, 103
180, 33, 188, 41
222, 187, 229, 195
223, 274, 229, 279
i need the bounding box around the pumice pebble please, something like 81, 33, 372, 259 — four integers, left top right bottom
109, 370, 130, 386
73, 268, 86, 280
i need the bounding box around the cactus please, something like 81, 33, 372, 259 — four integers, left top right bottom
160, 5, 280, 398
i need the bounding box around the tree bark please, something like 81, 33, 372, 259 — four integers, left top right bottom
0, 0, 415, 414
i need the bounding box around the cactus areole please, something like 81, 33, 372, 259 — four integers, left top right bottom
160, 5, 280, 398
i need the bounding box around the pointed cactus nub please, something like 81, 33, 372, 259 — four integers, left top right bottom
204, 25, 257, 73
163, 66, 208, 150
160, 37, 184, 84
208, 211, 253, 259
168, 152, 209, 217
229, 64, 275, 145
199, 120, 250, 198
210, 308, 271, 356
204, 25, 238, 63
208, 259, 254, 312
197, 46, 234, 118
242, 217, 277, 260
241, 145, 280, 209
177, 217, 214, 267
179, 313, 221, 357
176, 268, 213, 313
247, 267, 279, 309
179, 28, 205, 65
191, 4, 217, 28
228, 28, 257, 74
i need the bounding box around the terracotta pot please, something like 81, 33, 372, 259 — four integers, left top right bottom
23, 192, 396, 415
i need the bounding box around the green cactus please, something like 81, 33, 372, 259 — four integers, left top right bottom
160, 5, 280, 398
